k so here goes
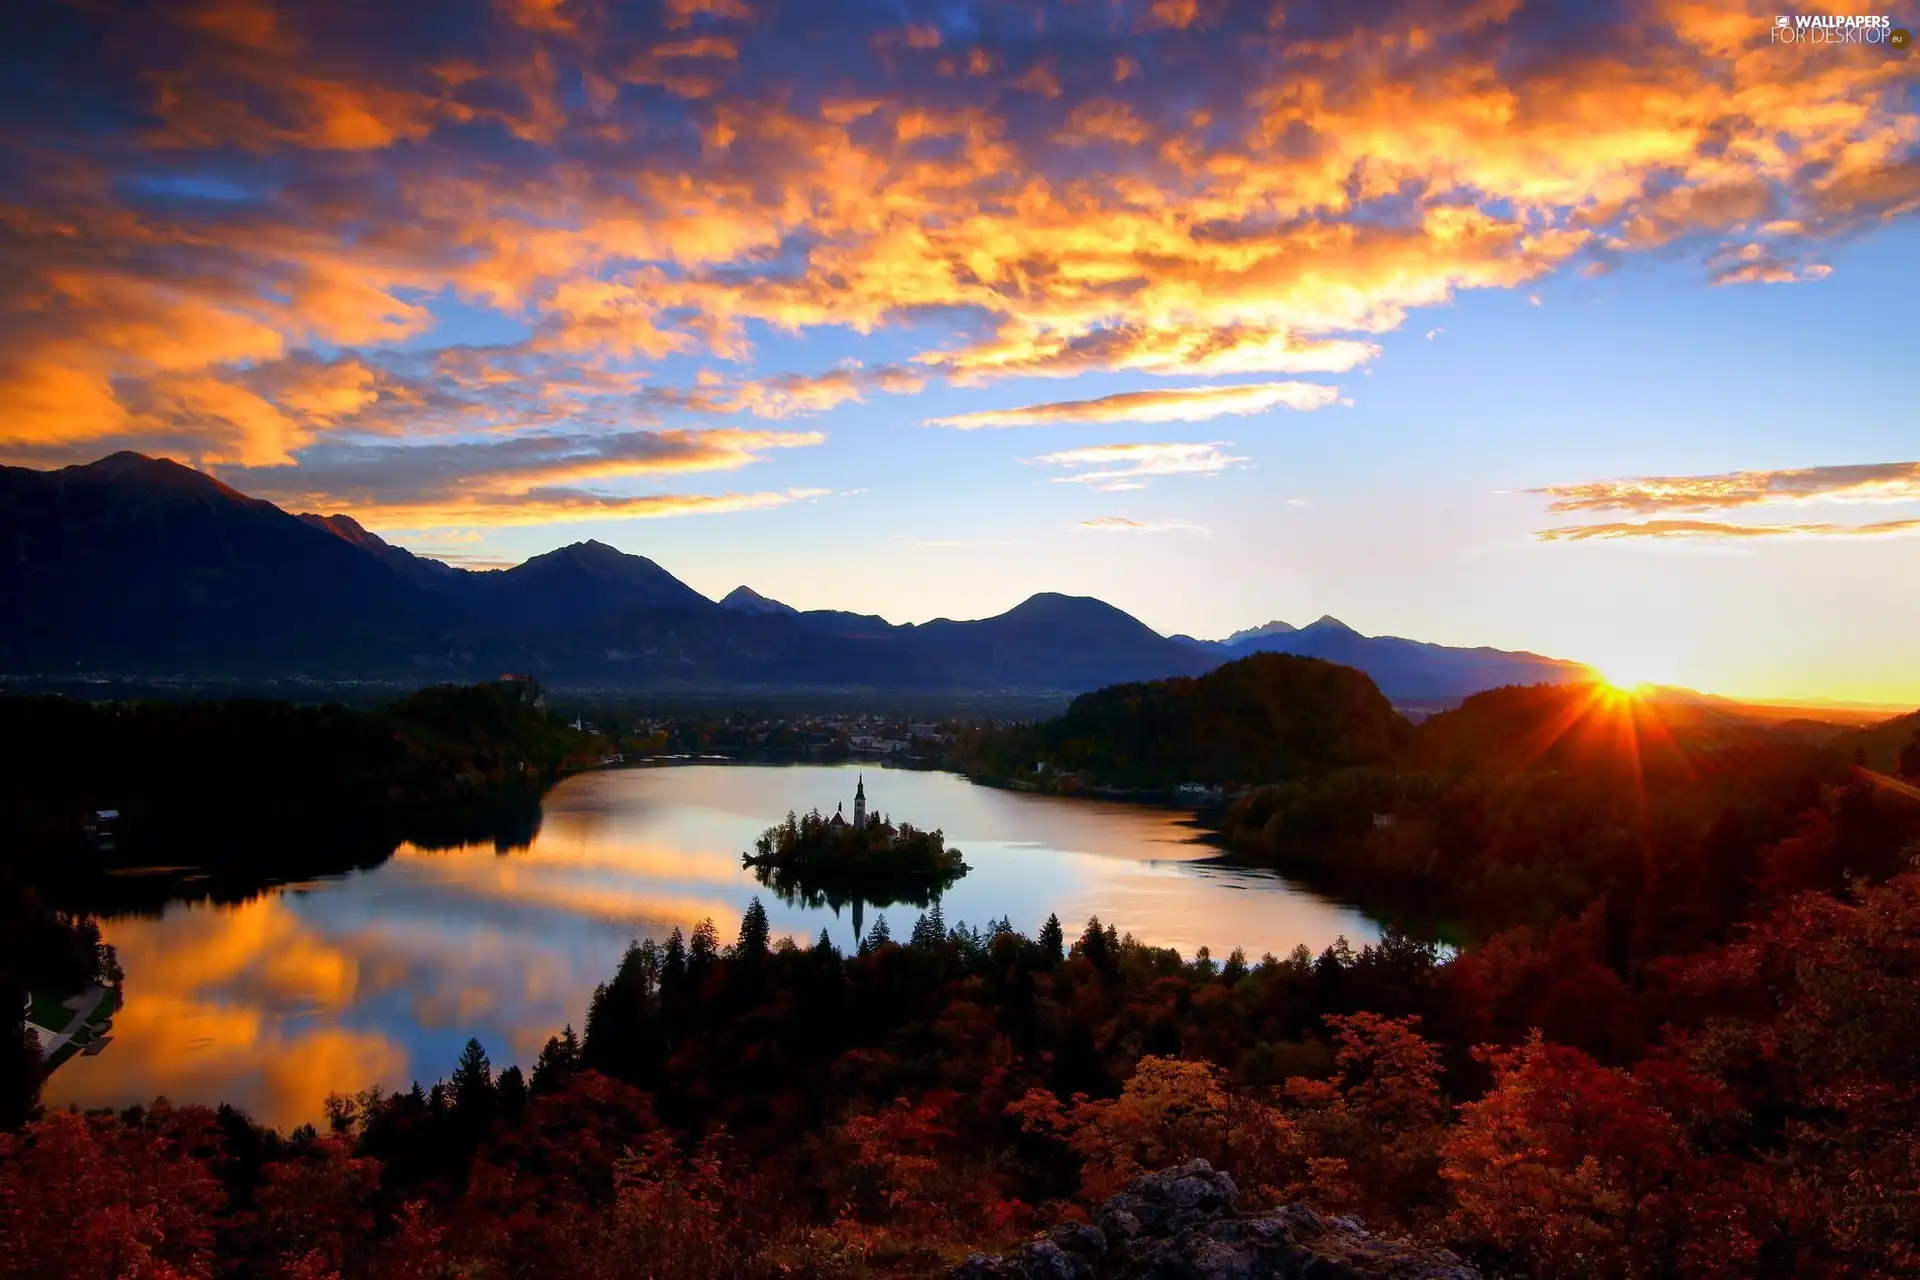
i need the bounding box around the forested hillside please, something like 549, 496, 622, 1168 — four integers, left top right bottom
0, 681, 605, 873
955, 653, 1411, 789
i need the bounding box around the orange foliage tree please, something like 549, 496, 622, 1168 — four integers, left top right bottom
1440, 1031, 1740, 1280
0, 1105, 226, 1280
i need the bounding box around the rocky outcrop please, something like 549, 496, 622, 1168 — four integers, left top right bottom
952, 1161, 1478, 1280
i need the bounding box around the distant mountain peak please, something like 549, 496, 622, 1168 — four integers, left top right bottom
298, 512, 389, 552
74, 451, 252, 501
1002, 592, 1133, 623
521, 540, 659, 574
486, 537, 710, 618
85, 450, 165, 473
1224, 619, 1297, 645
555, 538, 624, 560
1307, 614, 1357, 633
721, 585, 798, 616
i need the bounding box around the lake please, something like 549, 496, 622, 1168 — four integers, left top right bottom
43, 762, 1383, 1129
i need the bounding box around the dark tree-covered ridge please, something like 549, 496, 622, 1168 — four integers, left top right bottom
958, 652, 1411, 789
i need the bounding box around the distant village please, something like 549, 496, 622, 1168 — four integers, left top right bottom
559, 707, 963, 769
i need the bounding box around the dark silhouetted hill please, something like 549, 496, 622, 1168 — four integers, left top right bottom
466, 540, 712, 628
965, 652, 1410, 788
0, 453, 446, 673
1837, 707, 1920, 773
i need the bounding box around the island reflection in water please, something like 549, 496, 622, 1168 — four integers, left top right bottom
45, 763, 1382, 1130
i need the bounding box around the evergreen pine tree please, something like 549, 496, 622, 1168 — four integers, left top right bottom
531, 1033, 573, 1094
496, 1065, 528, 1121
1076, 916, 1117, 972
1222, 946, 1249, 983
1039, 912, 1065, 962
614, 938, 661, 996
909, 911, 941, 949
737, 897, 772, 959
861, 913, 892, 954
689, 918, 719, 973
582, 982, 614, 1066
662, 928, 688, 991
450, 1037, 494, 1119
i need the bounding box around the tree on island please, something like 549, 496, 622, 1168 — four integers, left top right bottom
742, 807, 968, 880
740, 799, 970, 928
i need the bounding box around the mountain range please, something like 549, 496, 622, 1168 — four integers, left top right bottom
1170, 614, 1585, 701
0, 453, 1594, 698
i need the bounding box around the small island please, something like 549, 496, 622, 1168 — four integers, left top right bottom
742, 777, 968, 919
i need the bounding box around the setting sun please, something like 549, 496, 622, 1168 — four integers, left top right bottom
1594, 666, 1657, 696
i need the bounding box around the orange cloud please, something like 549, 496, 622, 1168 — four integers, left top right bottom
345, 486, 828, 531
664, 0, 751, 29
1536, 518, 1920, 542
1707, 242, 1834, 285
39, 897, 411, 1131
1535, 462, 1920, 514
925, 382, 1340, 428
225, 426, 828, 529
1074, 515, 1211, 535
925, 323, 1379, 383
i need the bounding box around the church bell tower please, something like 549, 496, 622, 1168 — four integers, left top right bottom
853, 775, 867, 830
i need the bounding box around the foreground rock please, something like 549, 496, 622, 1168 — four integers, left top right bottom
952, 1161, 1478, 1280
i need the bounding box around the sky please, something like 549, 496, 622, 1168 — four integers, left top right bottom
2, 0, 1917, 703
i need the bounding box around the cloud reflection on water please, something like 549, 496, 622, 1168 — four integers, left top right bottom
47, 764, 1379, 1129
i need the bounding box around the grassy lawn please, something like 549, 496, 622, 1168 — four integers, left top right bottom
30, 984, 119, 1071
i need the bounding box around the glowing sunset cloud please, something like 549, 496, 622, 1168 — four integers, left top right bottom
1536, 463, 1920, 514
926, 384, 1342, 429
1075, 516, 1212, 536
1537, 517, 1920, 543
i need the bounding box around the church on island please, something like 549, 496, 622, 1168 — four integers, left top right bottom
830, 775, 887, 831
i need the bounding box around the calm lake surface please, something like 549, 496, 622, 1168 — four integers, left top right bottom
45, 763, 1382, 1129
